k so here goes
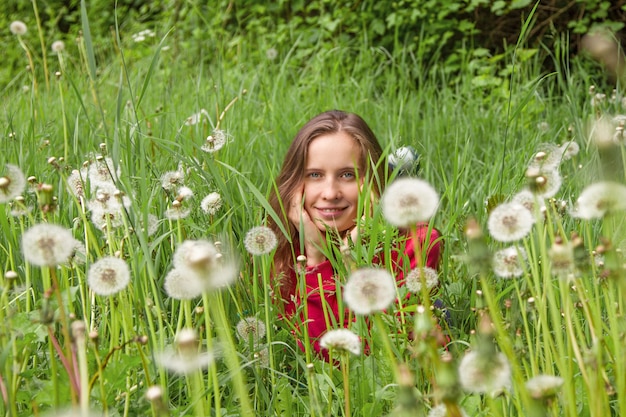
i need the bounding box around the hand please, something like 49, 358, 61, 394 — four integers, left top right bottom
288, 187, 326, 266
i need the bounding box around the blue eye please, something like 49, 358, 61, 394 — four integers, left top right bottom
308, 172, 321, 178
341, 171, 355, 179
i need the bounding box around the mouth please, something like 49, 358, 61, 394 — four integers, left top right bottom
314, 207, 347, 218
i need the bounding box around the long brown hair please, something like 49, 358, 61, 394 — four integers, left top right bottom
267, 110, 384, 300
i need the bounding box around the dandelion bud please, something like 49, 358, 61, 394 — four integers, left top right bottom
27, 176, 37, 183
136, 335, 149, 345
89, 330, 99, 341
55, 71, 61, 80
297, 254, 307, 264
71, 320, 87, 342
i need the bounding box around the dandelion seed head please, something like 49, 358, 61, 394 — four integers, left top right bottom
141, 213, 159, 236
525, 374, 564, 400
164, 205, 191, 220
163, 267, 203, 300
572, 181, 626, 219
145, 385, 163, 402
160, 169, 184, 191
344, 267, 396, 315
184, 109, 210, 126
458, 350, 511, 396
388, 146, 419, 175
244, 226, 277, 255
67, 239, 87, 266
266, 48, 278, 60
488, 202, 534, 242
492, 246, 526, 278
66, 169, 86, 198
200, 192, 222, 215
172, 239, 238, 290
405, 266, 439, 293
512, 189, 545, 214
10, 21, 27, 35
549, 240, 575, 278
590, 117, 617, 149
156, 328, 215, 374
236, 317, 266, 344
319, 328, 361, 355
177, 186, 194, 200
88, 256, 130, 296
51, 40, 65, 52
0, 164, 26, 203
201, 129, 228, 153
559, 141, 579, 160
87, 157, 120, 186
381, 178, 439, 227
254, 347, 270, 366
526, 167, 562, 198
90, 206, 124, 231
21, 223, 75, 266
174, 240, 219, 270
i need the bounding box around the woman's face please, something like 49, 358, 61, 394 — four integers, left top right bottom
303, 131, 363, 233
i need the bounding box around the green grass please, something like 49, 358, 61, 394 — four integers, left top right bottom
1, 4, 625, 417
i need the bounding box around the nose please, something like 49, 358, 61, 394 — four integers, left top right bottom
321, 178, 341, 200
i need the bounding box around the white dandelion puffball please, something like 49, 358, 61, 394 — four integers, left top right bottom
319, 328, 361, 355
244, 226, 278, 255
88, 256, 131, 296
388, 146, 418, 173
558, 141, 579, 161
0, 164, 27, 203
201, 192, 222, 215
156, 328, 215, 374
512, 189, 545, 214
236, 317, 267, 344
51, 40, 65, 52
344, 267, 396, 315
525, 374, 564, 399
160, 169, 184, 191
201, 129, 228, 153
488, 202, 534, 242
458, 350, 511, 396
10, 21, 27, 35
87, 157, 120, 186
173, 239, 239, 290
530, 168, 562, 199
381, 177, 439, 227
21, 223, 75, 266
492, 246, 526, 278
164, 268, 203, 300
405, 266, 439, 293
173, 239, 219, 271
572, 181, 626, 219
184, 109, 209, 126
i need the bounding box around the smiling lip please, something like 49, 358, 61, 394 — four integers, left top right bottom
315, 207, 346, 218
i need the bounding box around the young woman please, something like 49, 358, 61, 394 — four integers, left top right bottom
268, 110, 442, 355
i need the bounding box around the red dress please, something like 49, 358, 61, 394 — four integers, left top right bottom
282, 223, 443, 356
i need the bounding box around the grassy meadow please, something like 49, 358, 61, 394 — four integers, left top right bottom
1, 3, 626, 417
